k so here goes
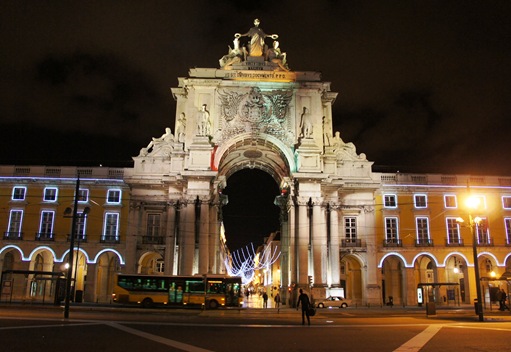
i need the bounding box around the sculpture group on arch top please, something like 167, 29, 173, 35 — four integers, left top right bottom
137, 18, 367, 168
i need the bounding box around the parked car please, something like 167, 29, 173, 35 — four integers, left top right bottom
316, 296, 351, 308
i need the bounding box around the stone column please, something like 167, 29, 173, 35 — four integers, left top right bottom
97, 263, 111, 303
164, 203, 176, 275
288, 202, 297, 285
208, 205, 219, 274
329, 206, 340, 287
297, 199, 309, 286
125, 202, 140, 273
312, 202, 326, 286
199, 200, 210, 274
180, 201, 194, 275
275, 193, 290, 305
83, 263, 96, 303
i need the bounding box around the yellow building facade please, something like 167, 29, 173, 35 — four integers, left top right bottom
0, 165, 129, 304
375, 173, 511, 307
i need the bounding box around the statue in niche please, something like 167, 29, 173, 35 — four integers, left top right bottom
219, 37, 247, 69
139, 127, 174, 156
235, 18, 278, 57
176, 112, 186, 143
197, 104, 211, 136
300, 107, 313, 139
266, 41, 289, 71
322, 116, 332, 147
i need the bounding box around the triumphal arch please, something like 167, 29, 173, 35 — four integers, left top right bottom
124, 19, 381, 305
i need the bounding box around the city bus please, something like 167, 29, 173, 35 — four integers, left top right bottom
112, 274, 243, 309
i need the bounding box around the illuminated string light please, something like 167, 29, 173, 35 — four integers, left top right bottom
224, 242, 280, 284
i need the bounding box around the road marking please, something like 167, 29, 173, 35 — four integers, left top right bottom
107, 322, 214, 352
393, 324, 442, 352
0, 322, 100, 331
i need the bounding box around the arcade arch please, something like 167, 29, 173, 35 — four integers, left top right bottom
340, 254, 364, 304
138, 251, 164, 275
216, 135, 292, 184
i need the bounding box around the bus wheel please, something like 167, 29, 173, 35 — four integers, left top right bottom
208, 300, 219, 309
142, 298, 153, 308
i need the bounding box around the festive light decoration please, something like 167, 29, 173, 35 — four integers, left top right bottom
224, 242, 280, 284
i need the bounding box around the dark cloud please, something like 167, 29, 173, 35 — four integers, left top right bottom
0, 0, 510, 174
1, 0, 511, 249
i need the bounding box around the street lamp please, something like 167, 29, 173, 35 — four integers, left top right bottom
63, 177, 89, 319
456, 196, 484, 322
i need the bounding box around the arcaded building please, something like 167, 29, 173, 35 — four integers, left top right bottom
1, 20, 509, 307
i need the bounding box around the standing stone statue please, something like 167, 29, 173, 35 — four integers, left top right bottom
176, 112, 186, 143
300, 107, 313, 139
235, 18, 278, 57
197, 104, 211, 136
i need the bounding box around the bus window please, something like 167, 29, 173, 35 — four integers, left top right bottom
207, 280, 226, 294
186, 280, 204, 293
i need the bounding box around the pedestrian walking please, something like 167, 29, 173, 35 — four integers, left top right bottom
263, 292, 268, 308
296, 288, 311, 325
274, 292, 281, 312
501, 289, 509, 311
497, 289, 504, 310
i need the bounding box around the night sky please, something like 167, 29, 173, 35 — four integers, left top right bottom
2, 1, 511, 250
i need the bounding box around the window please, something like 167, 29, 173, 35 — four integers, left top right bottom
7, 210, 23, 237
156, 259, 165, 273
107, 189, 121, 204
77, 189, 89, 203
505, 218, 511, 245
414, 194, 427, 208
503, 197, 511, 209
446, 218, 461, 244
384, 217, 399, 243
44, 187, 58, 202
476, 218, 490, 244
147, 214, 161, 238
75, 212, 87, 241
416, 217, 429, 244
12, 187, 26, 200
384, 194, 397, 208
103, 212, 119, 240
344, 217, 357, 242
39, 211, 54, 238
444, 195, 457, 208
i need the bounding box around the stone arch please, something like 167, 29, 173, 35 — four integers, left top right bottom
0, 245, 25, 264
381, 254, 406, 306
93, 250, 122, 303
138, 251, 164, 275
444, 252, 469, 303
413, 254, 439, 304
28, 247, 57, 272
216, 133, 293, 184
339, 253, 364, 304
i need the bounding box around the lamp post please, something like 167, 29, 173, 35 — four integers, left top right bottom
469, 212, 484, 322
63, 177, 80, 319
458, 195, 484, 322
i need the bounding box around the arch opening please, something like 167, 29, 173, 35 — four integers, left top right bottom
222, 169, 280, 253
